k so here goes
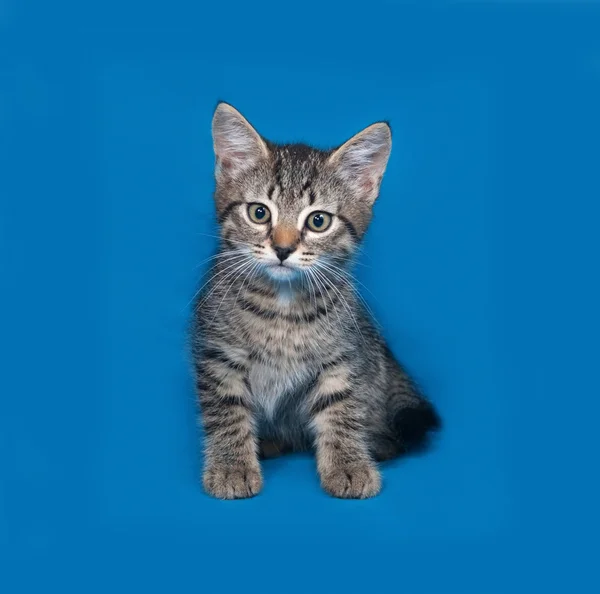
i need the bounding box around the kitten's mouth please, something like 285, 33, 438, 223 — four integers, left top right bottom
264, 262, 297, 280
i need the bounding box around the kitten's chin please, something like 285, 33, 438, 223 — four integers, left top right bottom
264, 264, 299, 282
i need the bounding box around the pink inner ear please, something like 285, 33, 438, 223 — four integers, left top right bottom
361, 178, 374, 194
219, 151, 250, 172
230, 151, 249, 160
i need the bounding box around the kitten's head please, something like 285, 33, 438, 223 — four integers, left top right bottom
211, 102, 391, 282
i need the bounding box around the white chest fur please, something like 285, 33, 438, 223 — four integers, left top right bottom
248, 359, 311, 420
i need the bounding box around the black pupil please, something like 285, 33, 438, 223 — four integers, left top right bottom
255, 206, 265, 219
313, 214, 324, 228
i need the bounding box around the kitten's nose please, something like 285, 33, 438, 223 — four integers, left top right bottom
271, 225, 299, 263
274, 245, 293, 262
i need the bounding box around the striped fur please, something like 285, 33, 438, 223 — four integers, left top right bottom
192, 103, 440, 499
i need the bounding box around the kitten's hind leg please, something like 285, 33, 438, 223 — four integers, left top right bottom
369, 433, 403, 462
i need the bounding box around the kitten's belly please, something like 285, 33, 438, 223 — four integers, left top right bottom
248, 359, 312, 421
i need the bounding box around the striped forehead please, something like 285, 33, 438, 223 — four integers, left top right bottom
269, 144, 327, 208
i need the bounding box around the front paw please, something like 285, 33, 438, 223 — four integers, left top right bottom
320, 462, 381, 499
203, 463, 263, 499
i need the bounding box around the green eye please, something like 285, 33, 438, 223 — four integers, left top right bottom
306, 211, 332, 232
248, 203, 271, 224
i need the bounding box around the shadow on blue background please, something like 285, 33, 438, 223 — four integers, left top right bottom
2, 1, 599, 592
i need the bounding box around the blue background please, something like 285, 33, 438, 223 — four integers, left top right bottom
2, 1, 599, 592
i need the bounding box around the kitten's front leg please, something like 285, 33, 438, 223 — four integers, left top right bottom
309, 369, 381, 499
197, 351, 261, 499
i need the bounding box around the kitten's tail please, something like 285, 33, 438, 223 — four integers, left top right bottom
389, 394, 442, 455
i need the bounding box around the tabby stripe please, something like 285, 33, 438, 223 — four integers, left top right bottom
310, 388, 353, 416
248, 350, 272, 365
203, 348, 247, 372
310, 286, 339, 309
239, 297, 277, 320
202, 415, 250, 438
202, 412, 234, 435
239, 297, 329, 323
200, 396, 249, 417
215, 424, 251, 441
291, 306, 329, 323
228, 429, 253, 447
202, 417, 221, 434
274, 155, 283, 188
308, 189, 317, 205
196, 372, 225, 390
332, 418, 363, 433
243, 376, 253, 395
198, 384, 247, 404
249, 350, 339, 367
338, 215, 359, 241
291, 372, 313, 394
202, 364, 246, 385
196, 378, 213, 393
322, 443, 363, 464
202, 410, 247, 429
216, 395, 248, 408
321, 354, 351, 370
218, 201, 243, 224
246, 282, 276, 298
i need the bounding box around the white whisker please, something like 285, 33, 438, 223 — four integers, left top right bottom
193, 249, 248, 271
315, 260, 381, 329
209, 259, 257, 323
195, 232, 262, 250
183, 251, 250, 312
302, 267, 318, 310
312, 266, 362, 340
195, 256, 253, 311
234, 260, 262, 307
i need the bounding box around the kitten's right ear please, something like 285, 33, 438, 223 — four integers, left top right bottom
212, 103, 270, 180
327, 122, 392, 204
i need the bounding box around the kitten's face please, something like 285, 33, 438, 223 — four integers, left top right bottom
211, 103, 391, 282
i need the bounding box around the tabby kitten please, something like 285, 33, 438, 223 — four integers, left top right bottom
191, 102, 440, 499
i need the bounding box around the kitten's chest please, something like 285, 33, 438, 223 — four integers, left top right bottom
247, 358, 312, 420
233, 288, 340, 418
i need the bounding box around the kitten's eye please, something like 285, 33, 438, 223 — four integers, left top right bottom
248, 203, 271, 224
305, 211, 332, 232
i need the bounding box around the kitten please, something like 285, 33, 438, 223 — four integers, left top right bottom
191, 102, 440, 499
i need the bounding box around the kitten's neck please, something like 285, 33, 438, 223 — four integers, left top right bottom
274, 279, 296, 305
257, 272, 307, 308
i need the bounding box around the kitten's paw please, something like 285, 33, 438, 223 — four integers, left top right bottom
320, 462, 381, 499
203, 463, 263, 499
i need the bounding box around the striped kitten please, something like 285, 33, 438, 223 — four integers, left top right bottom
192, 102, 440, 499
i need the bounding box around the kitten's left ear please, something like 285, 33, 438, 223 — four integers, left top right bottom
328, 122, 392, 203
212, 102, 270, 180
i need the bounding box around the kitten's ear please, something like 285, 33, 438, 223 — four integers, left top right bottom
328, 122, 392, 203
212, 103, 270, 179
